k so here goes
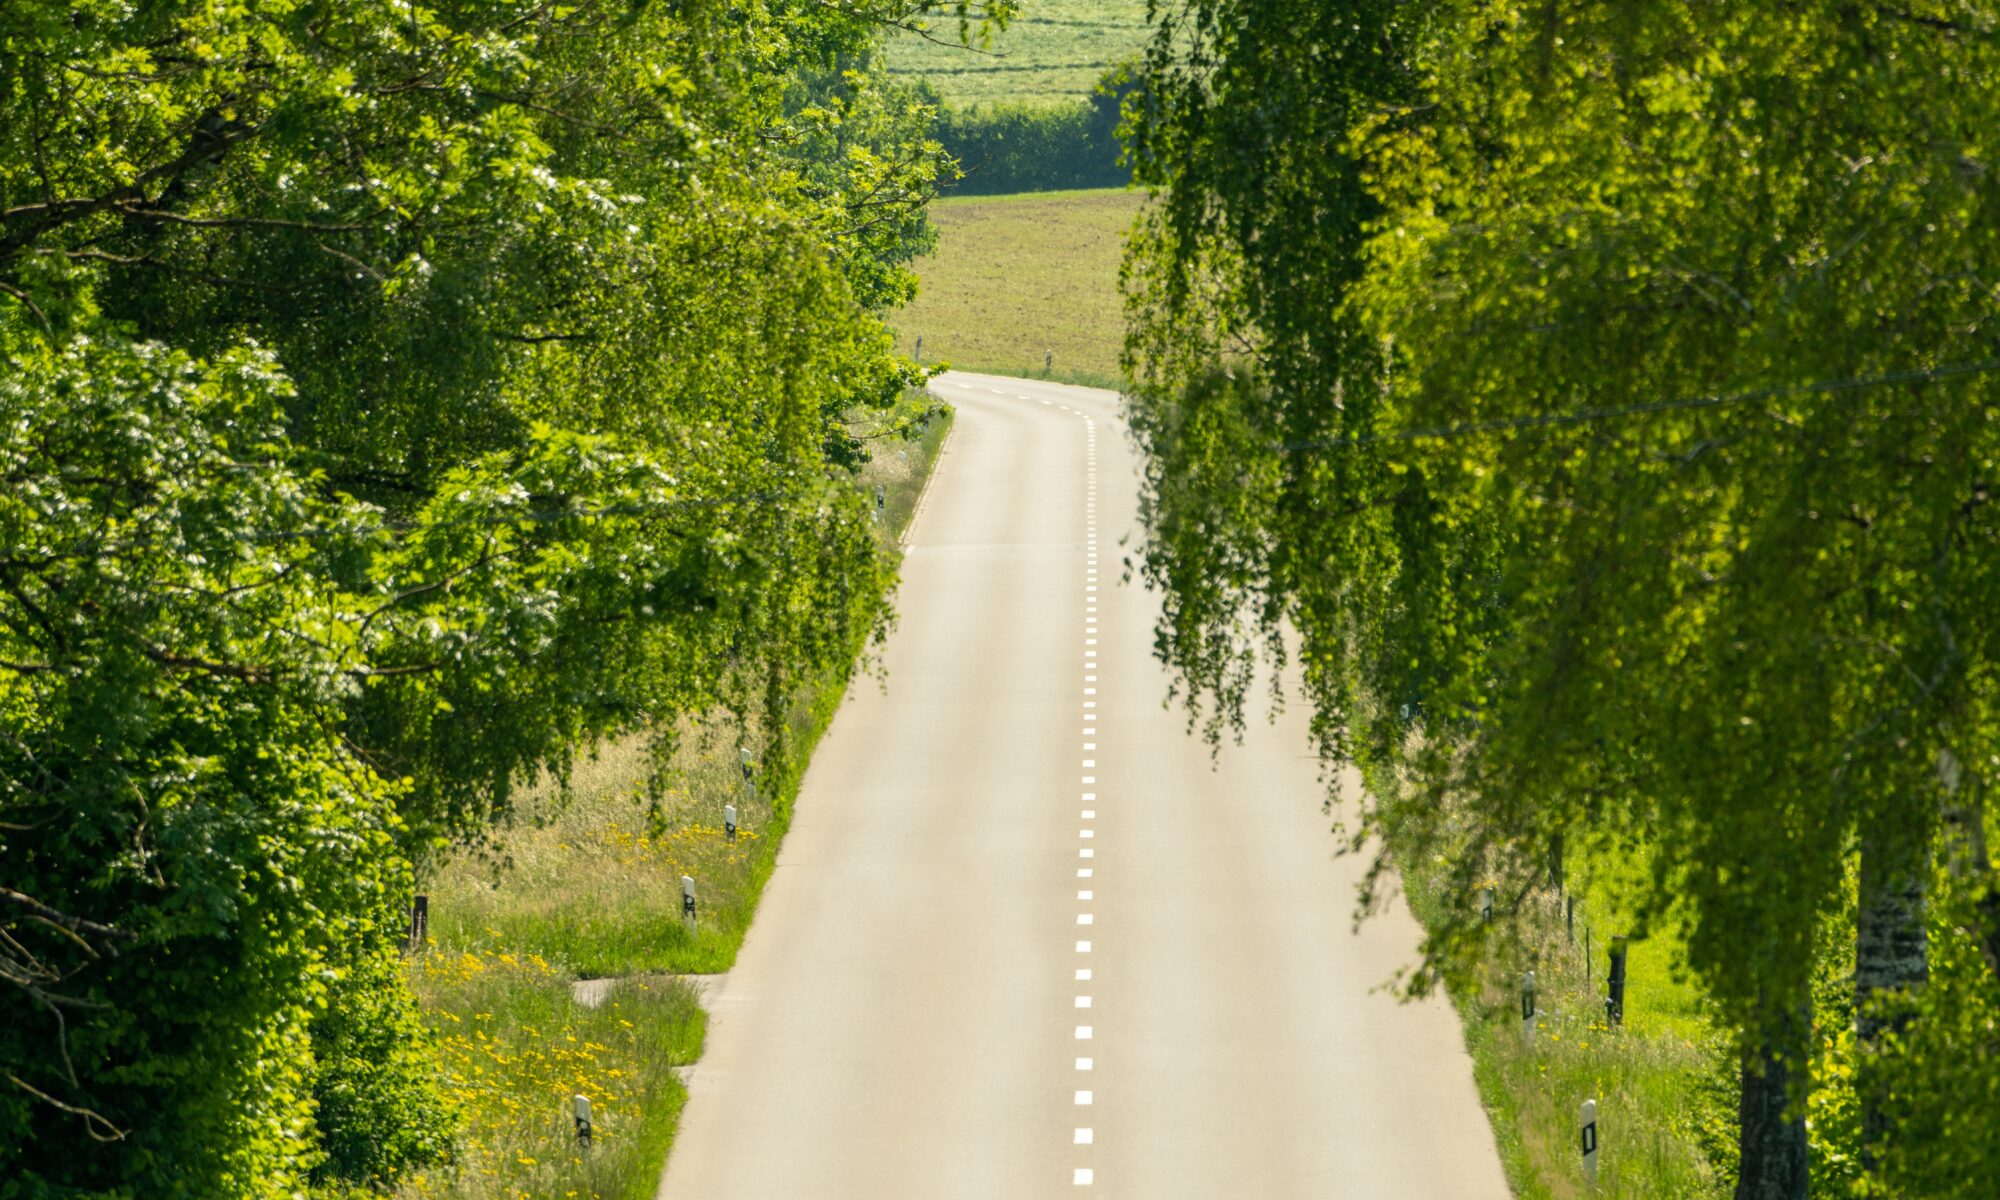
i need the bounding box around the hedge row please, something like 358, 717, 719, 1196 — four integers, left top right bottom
931, 70, 1134, 195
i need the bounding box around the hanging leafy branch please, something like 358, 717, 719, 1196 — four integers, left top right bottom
1124, 2, 2000, 1196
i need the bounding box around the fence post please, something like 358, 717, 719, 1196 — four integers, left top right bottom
1606, 935, 1628, 1027
1521, 970, 1537, 1042
405, 894, 428, 952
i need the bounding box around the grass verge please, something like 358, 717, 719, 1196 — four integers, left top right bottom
1393, 827, 1734, 1199
892, 187, 1140, 386
388, 399, 953, 1200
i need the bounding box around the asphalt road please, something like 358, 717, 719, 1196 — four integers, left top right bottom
658, 372, 1511, 1198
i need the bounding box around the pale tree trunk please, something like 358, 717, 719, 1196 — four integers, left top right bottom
1735, 1001, 1810, 1200
1854, 814, 1930, 1169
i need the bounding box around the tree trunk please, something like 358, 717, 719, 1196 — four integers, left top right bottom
1734, 1004, 1810, 1200
1855, 815, 1930, 1168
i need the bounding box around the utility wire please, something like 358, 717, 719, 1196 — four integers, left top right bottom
1279, 356, 2000, 453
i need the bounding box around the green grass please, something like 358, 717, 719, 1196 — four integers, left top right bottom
396, 960, 704, 1200
392, 401, 953, 1200
1399, 837, 1734, 1200
894, 187, 1140, 386
885, 1, 1151, 108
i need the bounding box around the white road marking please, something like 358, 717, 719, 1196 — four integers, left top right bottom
1072, 409, 1103, 1191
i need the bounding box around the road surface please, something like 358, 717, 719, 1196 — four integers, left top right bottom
658, 372, 1510, 1198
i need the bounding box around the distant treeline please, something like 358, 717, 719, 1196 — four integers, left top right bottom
931, 67, 1134, 195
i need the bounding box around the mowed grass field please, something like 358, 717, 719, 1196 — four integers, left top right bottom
885, 0, 1150, 107
894, 187, 1140, 387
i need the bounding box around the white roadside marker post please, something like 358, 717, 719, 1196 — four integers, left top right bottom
1480, 886, 1494, 924
874, 484, 885, 521
574, 1093, 594, 1148
739, 746, 754, 801
681, 875, 697, 926
1521, 970, 1537, 1043
723, 803, 738, 842
1580, 1098, 1599, 1187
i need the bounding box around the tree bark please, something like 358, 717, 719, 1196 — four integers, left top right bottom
1734, 1003, 1810, 1200
1854, 814, 1930, 1168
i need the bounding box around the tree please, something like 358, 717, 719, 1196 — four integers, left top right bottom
0, 0, 1010, 1191
1123, 2, 2000, 1196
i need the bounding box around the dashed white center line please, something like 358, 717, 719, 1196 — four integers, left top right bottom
1072, 410, 1105, 1190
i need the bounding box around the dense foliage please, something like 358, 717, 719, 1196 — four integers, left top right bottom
1124, 2, 2000, 1197
933, 66, 1131, 195
0, 1, 999, 1194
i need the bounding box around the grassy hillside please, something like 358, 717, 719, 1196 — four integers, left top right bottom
886, 0, 1150, 108
893, 187, 1141, 386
